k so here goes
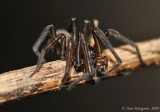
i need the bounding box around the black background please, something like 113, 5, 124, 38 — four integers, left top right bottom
0, 0, 160, 112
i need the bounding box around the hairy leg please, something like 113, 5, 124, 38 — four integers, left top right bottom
32, 25, 56, 58
30, 34, 65, 77
93, 28, 122, 77
59, 18, 81, 90
56, 29, 71, 59
67, 33, 96, 90
105, 29, 148, 66
58, 38, 73, 90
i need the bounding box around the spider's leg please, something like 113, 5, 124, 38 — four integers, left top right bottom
80, 33, 95, 75
92, 29, 103, 57
58, 38, 73, 90
74, 20, 91, 70
56, 29, 71, 60
83, 19, 102, 55
32, 25, 57, 59
75, 35, 81, 69
67, 33, 95, 90
59, 18, 80, 90
59, 37, 66, 60
68, 20, 98, 90
83, 20, 92, 41
93, 19, 104, 56
75, 19, 91, 67
105, 29, 148, 66
68, 18, 82, 68
30, 34, 65, 77
69, 18, 79, 61
46, 38, 55, 53
93, 28, 122, 76
67, 73, 89, 90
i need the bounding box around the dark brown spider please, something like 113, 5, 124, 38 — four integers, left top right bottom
31, 18, 146, 90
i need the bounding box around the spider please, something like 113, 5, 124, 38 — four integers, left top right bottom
31, 18, 147, 90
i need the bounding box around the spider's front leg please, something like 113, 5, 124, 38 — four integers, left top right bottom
67, 20, 96, 90
93, 28, 122, 77
58, 18, 79, 90
67, 32, 96, 90
30, 34, 66, 77
105, 29, 148, 66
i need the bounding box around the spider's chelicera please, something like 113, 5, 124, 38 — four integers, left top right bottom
31, 18, 146, 90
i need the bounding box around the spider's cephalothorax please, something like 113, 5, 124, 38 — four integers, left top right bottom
31, 18, 146, 90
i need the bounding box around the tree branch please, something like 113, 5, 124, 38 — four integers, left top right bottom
0, 38, 160, 104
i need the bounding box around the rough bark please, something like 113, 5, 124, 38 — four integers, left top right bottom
0, 38, 160, 104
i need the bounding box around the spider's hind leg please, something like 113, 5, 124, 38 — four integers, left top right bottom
33, 25, 56, 59
30, 34, 66, 77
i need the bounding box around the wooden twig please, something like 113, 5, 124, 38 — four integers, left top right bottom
0, 38, 160, 104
